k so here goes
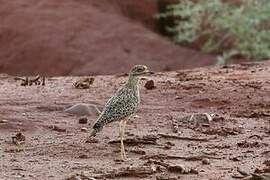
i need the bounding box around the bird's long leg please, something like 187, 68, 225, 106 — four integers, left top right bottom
119, 120, 125, 161
122, 119, 128, 160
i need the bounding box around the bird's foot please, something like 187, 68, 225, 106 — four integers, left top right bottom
120, 153, 129, 161
120, 157, 129, 162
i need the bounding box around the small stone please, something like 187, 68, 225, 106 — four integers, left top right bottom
175, 96, 183, 100
144, 80, 155, 90
163, 144, 172, 149
165, 141, 175, 146
230, 156, 241, 161
189, 168, 199, 174
126, 132, 135, 136
78, 117, 88, 124
0, 119, 7, 123
81, 127, 88, 132
151, 165, 157, 172
202, 158, 210, 165
263, 160, 270, 166
78, 154, 88, 159
168, 164, 185, 173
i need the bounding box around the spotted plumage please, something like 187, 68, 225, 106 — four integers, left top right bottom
89, 65, 153, 160
91, 83, 139, 135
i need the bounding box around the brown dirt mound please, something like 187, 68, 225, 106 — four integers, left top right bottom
0, 0, 216, 76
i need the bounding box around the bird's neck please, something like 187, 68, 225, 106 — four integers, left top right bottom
126, 75, 139, 90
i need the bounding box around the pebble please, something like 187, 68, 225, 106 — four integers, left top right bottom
144, 80, 155, 90
81, 127, 88, 132
202, 158, 210, 165
78, 117, 88, 124
0, 119, 7, 123
78, 154, 88, 159
168, 164, 185, 173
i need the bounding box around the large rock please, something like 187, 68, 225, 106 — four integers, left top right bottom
65, 103, 101, 116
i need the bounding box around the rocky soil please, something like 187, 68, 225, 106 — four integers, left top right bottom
0, 61, 269, 179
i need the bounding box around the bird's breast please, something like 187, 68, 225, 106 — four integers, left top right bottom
134, 87, 140, 104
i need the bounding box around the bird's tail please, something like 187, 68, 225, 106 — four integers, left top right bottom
90, 119, 104, 137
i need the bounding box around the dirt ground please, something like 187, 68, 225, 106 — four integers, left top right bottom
0, 61, 269, 180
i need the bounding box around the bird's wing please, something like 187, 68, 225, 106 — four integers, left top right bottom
99, 86, 139, 124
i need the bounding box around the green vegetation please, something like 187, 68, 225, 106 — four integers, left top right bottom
160, 0, 270, 64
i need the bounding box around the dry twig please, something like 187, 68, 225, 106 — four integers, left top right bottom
158, 133, 212, 142
74, 77, 94, 89
11, 132, 26, 145
108, 135, 158, 145
14, 75, 45, 86
142, 154, 222, 161
94, 166, 156, 179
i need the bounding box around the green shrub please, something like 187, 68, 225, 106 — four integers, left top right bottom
160, 0, 270, 64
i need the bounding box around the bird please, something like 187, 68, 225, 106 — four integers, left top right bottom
89, 65, 153, 161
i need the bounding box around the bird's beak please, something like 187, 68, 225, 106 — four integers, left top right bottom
144, 70, 154, 75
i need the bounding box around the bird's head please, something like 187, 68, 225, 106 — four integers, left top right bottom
129, 65, 154, 77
